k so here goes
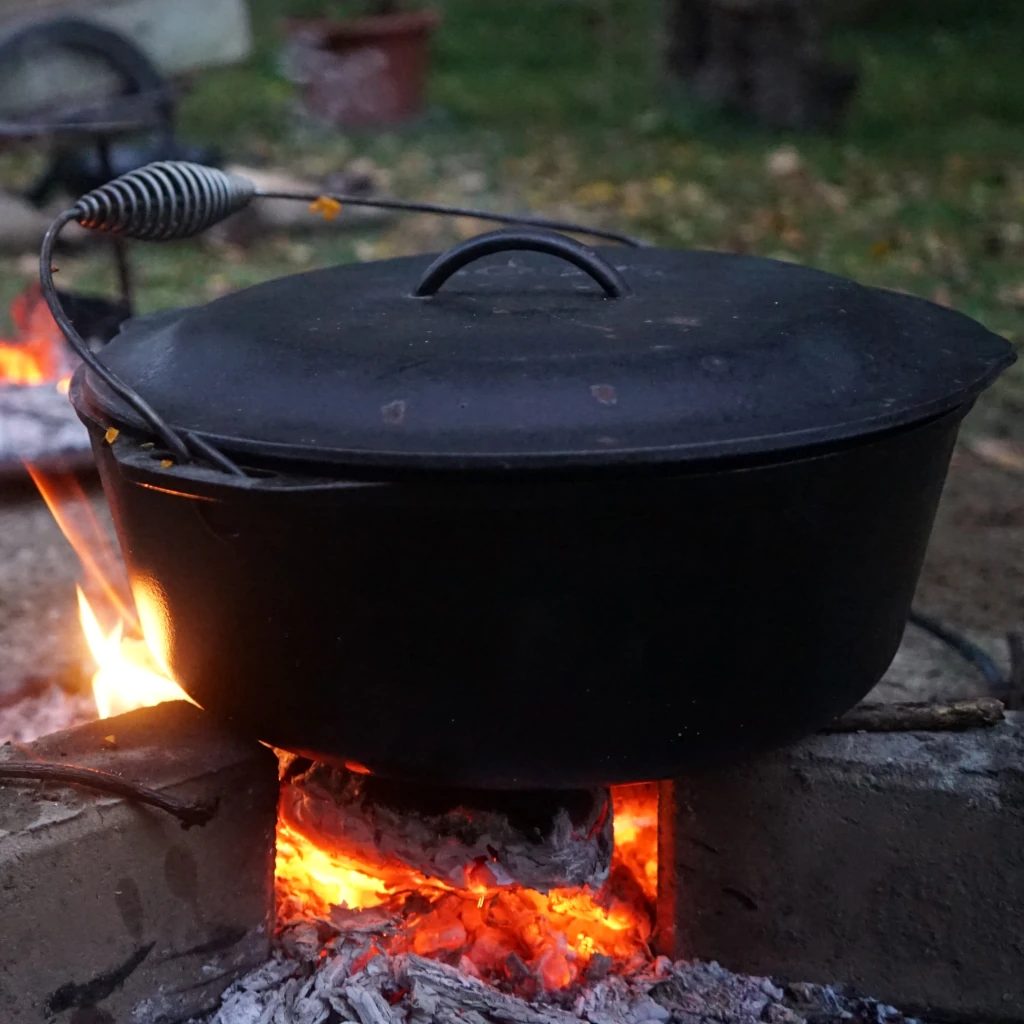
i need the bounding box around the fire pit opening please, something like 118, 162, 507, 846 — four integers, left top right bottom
276, 767, 660, 995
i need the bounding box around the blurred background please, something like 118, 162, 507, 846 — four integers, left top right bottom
0, 0, 1020, 707
0, 0, 1020, 436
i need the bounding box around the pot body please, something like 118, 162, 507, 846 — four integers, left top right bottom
89, 409, 960, 788
286, 11, 440, 127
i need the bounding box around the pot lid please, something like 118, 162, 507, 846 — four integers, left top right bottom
85, 230, 1015, 472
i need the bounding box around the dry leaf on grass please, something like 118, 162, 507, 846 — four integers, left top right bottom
966, 437, 1024, 474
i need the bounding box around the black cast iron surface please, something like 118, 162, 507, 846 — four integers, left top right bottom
54, 213, 1014, 786
82, 394, 960, 787
88, 242, 1011, 473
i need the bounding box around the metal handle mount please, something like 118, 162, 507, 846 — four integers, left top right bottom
414, 229, 631, 299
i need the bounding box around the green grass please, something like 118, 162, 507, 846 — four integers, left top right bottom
2, 0, 1022, 435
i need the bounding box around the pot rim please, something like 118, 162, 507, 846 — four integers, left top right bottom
76, 362, 998, 478
281, 8, 441, 43
73, 373, 971, 500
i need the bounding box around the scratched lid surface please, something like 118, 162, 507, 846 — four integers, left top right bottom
82, 244, 1014, 472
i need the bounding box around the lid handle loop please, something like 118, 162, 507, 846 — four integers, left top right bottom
414, 229, 631, 299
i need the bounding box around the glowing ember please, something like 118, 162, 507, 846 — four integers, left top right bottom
276, 784, 658, 991
611, 784, 659, 902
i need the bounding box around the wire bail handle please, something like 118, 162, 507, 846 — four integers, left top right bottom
39, 161, 643, 476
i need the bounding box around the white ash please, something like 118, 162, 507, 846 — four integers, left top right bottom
193, 935, 934, 1024
194, 938, 772, 1024
0, 683, 94, 744
0, 384, 91, 477
782, 982, 927, 1024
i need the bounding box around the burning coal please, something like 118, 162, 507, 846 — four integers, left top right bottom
277, 773, 658, 993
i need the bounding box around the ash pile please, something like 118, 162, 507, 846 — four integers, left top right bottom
196, 943, 928, 1024
0, 286, 125, 475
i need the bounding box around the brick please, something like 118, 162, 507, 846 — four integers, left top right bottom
668, 713, 1024, 1022
0, 701, 277, 1024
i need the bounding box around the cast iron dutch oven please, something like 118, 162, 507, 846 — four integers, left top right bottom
54, 210, 1014, 787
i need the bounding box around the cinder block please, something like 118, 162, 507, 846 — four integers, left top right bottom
670, 714, 1024, 1022
0, 700, 278, 1024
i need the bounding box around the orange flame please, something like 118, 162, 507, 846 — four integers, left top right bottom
27, 461, 191, 720
76, 586, 191, 718
0, 283, 72, 388
27, 465, 139, 628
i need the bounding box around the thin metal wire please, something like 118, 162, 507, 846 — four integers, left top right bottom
907, 609, 1008, 690
257, 189, 646, 248
39, 209, 192, 463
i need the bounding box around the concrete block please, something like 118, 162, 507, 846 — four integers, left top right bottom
0, 700, 278, 1024
669, 714, 1024, 1022
0, 0, 252, 117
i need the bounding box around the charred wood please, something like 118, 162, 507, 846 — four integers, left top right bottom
827, 697, 1005, 733
281, 764, 613, 893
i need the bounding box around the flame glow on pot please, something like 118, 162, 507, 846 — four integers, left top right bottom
21, 455, 660, 994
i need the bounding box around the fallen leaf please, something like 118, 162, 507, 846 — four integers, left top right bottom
966, 437, 1024, 474
679, 182, 707, 209
104, 427, 119, 444
765, 145, 803, 179
160, 458, 173, 469
781, 227, 807, 250
997, 282, 1024, 309
205, 273, 232, 299
286, 242, 313, 266
455, 216, 489, 240
622, 182, 647, 219
309, 196, 343, 222
574, 181, 616, 205
456, 170, 486, 194
650, 175, 675, 198
816, 183, 849, 214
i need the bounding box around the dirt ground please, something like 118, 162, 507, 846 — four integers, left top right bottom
874, 446, 1023, 702
0, 447, 1019, 704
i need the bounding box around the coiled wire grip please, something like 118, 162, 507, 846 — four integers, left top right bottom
40, 160, 643, 474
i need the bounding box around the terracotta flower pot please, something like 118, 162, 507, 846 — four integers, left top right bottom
284, 9, 440, 128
